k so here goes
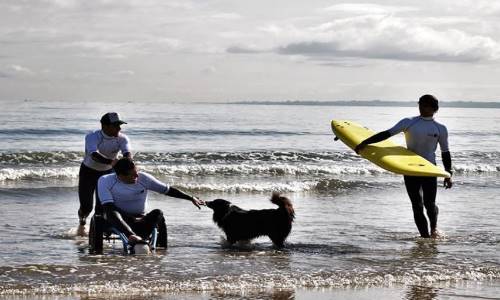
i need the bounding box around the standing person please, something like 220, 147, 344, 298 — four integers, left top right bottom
77, 112, 131, 236
98, 158, 205, 243
355, 95, 453, 238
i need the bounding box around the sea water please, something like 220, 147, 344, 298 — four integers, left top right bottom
0, 100, 498, 299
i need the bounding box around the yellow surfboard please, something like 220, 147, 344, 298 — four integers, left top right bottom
331, 120, 450, 178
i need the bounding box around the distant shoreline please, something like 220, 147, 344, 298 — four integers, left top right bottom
226, 100, 500, 108
6, 99, 500, 108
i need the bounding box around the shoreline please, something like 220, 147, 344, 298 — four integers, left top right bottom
1, 280, 499, 299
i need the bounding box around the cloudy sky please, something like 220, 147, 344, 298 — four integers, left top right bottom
1, 0, 500, 102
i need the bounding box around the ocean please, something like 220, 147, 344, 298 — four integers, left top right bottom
0, 100, 499, 299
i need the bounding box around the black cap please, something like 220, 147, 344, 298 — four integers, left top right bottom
100, 112, 127, 125
418, 94, 439, 111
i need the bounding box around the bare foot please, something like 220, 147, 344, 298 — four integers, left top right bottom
76, 224, 87, 237
430, 230, 440, 239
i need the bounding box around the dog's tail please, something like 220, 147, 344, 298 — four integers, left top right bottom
270, 192, 295, 221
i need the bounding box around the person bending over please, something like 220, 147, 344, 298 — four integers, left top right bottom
355, 95, 453, 238
78, 112, 131, 236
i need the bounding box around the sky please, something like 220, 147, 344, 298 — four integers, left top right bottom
1, 0, 500, 102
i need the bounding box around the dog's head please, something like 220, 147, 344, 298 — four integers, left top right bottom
206, 199, 232, 223
206, 199, 231, 211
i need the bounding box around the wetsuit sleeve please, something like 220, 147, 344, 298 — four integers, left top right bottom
360, 130, 391, 145
120, 135, 132, 158
97, 176, 115, 205
442, 151, 452, 175
166, 187, 196, 201
102, 203, 135, 237
140, 172, 170, 194
358, 118, 411, 147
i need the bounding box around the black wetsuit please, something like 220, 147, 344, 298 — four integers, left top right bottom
403, 176, 438, 238
78, 164, 112, 219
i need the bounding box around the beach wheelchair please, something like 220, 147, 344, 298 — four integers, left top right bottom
88, 213, 168, 254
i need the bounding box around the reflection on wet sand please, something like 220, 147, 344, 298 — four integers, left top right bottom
409, 239, 438, 259
404, 285, 437, 300
76, 289, 295, 300
205, 289, 295, 300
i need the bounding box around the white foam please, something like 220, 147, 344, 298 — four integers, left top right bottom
0, 167, 79, 181
174, 181, 319, 193
146, 163, 384, 177
55, 226, 89, 239
1, 268, 498, 295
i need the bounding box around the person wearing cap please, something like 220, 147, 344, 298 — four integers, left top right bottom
77, 112, 132, 236
354, 95, 453, 238
98, 158, 205, 244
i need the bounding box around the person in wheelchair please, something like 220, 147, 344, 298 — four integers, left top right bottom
97, 158, 205, 247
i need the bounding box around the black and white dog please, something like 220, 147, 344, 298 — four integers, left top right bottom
206, 193, 295, 247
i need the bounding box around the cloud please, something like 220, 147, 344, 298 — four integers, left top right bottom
42, 0, 79, 9
62, 37, 183, 58
0, 64, 35, 79
272, 15, 500, 63
210, 13, 242, 20
35, 0, 199, 11
226, 45, 267, 54
322, 3, 419, 15
201, 66, 216, 75
443, 0, 500, 16
114, 70, 135, 76
9, 64, 35, 75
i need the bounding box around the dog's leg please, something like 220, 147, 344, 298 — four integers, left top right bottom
270, 235, 285, 248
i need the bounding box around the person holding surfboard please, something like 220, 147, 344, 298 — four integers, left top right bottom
354, 95, 453, 238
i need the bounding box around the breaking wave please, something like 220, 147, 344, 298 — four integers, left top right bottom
1, 151, 499, 190
0, 264, 497, 296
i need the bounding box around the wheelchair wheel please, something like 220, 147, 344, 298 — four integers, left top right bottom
89, 214, 104, 254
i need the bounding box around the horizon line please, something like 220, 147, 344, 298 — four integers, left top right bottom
224, 100, 500, 108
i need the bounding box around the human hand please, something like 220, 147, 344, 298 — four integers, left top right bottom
128, 234, 143, 243
191, 196, 205, 209
443, 177, 453, 189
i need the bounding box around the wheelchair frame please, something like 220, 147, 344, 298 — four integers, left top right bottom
88, 213, 167, 254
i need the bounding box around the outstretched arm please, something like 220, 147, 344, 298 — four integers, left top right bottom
141, 172, 204, 209
354, 130, 391, 154
166, 187, 205, 209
